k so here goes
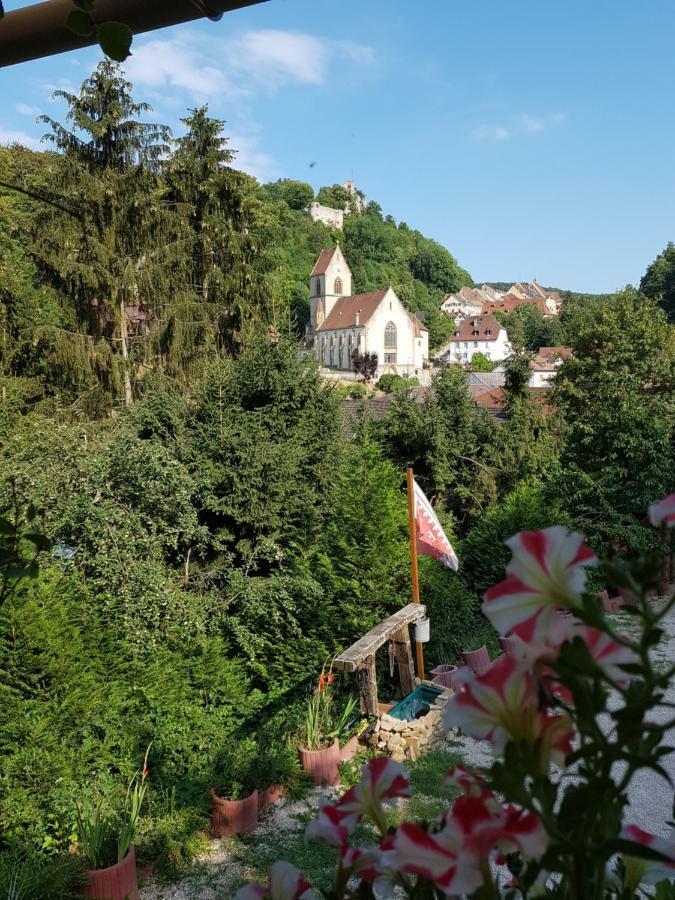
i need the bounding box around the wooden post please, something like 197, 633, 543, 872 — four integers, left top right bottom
393, 625, 415, 696
406, 467, 425, 681
356, 655, 378, 716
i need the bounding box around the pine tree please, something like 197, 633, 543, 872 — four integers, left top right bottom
166, 106, 271, 365
33, 61, 185, 406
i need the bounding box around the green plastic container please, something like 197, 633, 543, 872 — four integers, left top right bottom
388, 683, 443, 721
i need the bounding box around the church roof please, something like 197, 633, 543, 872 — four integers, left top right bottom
317, 290, 388, 331
310, 247, 338, 276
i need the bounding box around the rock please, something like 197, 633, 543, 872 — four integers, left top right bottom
392, 720, 406, 733
379, 716, 394, 732
391, 748, 405, 763
387, 734, 404, 751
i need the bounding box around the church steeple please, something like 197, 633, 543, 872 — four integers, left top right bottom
308, 243, 352, 334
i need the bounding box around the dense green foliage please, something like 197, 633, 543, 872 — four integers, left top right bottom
0, 60, 674, 895
641, 241, 675, 321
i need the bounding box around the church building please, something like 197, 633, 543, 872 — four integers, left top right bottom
307, 244, 429, 376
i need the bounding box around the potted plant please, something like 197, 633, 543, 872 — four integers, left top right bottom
210, 740, 260, 838
77, 750, 149, 900
298, 669, 358, 786
257, 745, 297, 812
429, 664, 457, 689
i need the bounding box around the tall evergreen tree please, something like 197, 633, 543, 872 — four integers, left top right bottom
166, 106, 271, 365
33, 61, 184, 406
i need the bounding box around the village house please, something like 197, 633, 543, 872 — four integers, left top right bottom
307, 244, 429, 376
436, 313, 511, 366
441, 285, 503, 321
529, 346, 572, 386
505, 280, 560, 314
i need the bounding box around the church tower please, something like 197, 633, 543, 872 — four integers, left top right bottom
308, 243, 352, 334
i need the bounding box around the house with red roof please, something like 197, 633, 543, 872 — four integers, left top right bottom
307, 245, 429, 376
436, 314, 512, 366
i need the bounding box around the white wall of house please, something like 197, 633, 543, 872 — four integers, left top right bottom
441, 330, 511, 365
529, 369, 557, 387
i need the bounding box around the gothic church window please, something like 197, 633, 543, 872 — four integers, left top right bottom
334, 277, 343, 294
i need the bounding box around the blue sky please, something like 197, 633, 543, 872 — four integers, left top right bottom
1, 0, 674, 292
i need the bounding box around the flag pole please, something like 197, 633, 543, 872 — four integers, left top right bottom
406, 466, 425, 681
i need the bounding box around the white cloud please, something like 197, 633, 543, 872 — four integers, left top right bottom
16, 102, 41, 117
126, 29, 374, 100
0, 128, 42, 150
473, 124, 511, 141
228, 30, 327, 86
125, 38, 233, 101
473, 112, 566, 142
228, 132, 280, 183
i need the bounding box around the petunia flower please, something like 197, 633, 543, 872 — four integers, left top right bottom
444, 766, 490, 797
648, 493, 675, 529
336, 757, 411, 832
305, 802, 359, 848
234, 861, 314, 900
447, 792, 548, 861
444, 655, 574, 765
482, 527, 597, 640
391, 821, 484, 896
621, 824, 675, 887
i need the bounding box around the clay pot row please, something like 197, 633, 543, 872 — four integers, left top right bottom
210, 782, 287, 838
210, 737, 361, 838
298, 734, 361, 787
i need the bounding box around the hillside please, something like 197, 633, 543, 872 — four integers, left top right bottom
258, 179, 471, 348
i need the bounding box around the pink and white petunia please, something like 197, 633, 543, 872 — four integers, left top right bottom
444, 654, 574, 764
575, 625, 639, 684
649, 493, 675, 529
621, 824, 675, 886
305, 803, 359, 848
336, 757, 411, 825
234, 862, 314, 900
482, 527, 597, 640
391, 821, 484, 896
444, 766, 490, 797
447, 792, 548, 861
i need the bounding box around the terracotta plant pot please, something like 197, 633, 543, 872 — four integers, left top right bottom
259, 784, 286, 812
339, 734, 360, 763
210, 788, 258, 838
80, 845, 138, 900
298, 738, 341, 786
430, 664, 457, 689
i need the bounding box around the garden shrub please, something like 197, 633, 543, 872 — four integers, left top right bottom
347, 383, 366, 399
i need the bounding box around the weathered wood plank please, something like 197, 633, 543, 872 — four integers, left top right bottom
393, 625, 416, 696
334, 603, 427, 672
355, 655, 378, 716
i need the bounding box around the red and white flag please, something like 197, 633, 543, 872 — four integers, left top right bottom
413, 479, 459, 571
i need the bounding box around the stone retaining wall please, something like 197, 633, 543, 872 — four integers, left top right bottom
363, 683, 452, 762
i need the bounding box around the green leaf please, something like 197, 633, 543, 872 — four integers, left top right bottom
96, 21, 133, 62
66, 9, 93, 37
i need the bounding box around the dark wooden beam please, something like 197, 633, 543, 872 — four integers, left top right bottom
393, 625, 416, 697
0, 0, 269, 68
333, 603, 427, 673
355, 654, 378, 717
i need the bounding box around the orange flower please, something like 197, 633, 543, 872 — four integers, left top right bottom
327, 673, 334, 685
318, 671, 327, 693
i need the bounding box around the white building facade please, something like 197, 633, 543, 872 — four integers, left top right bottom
307, 246, 429, 376
306, 201, 344, 230
437, 314, 511, 366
